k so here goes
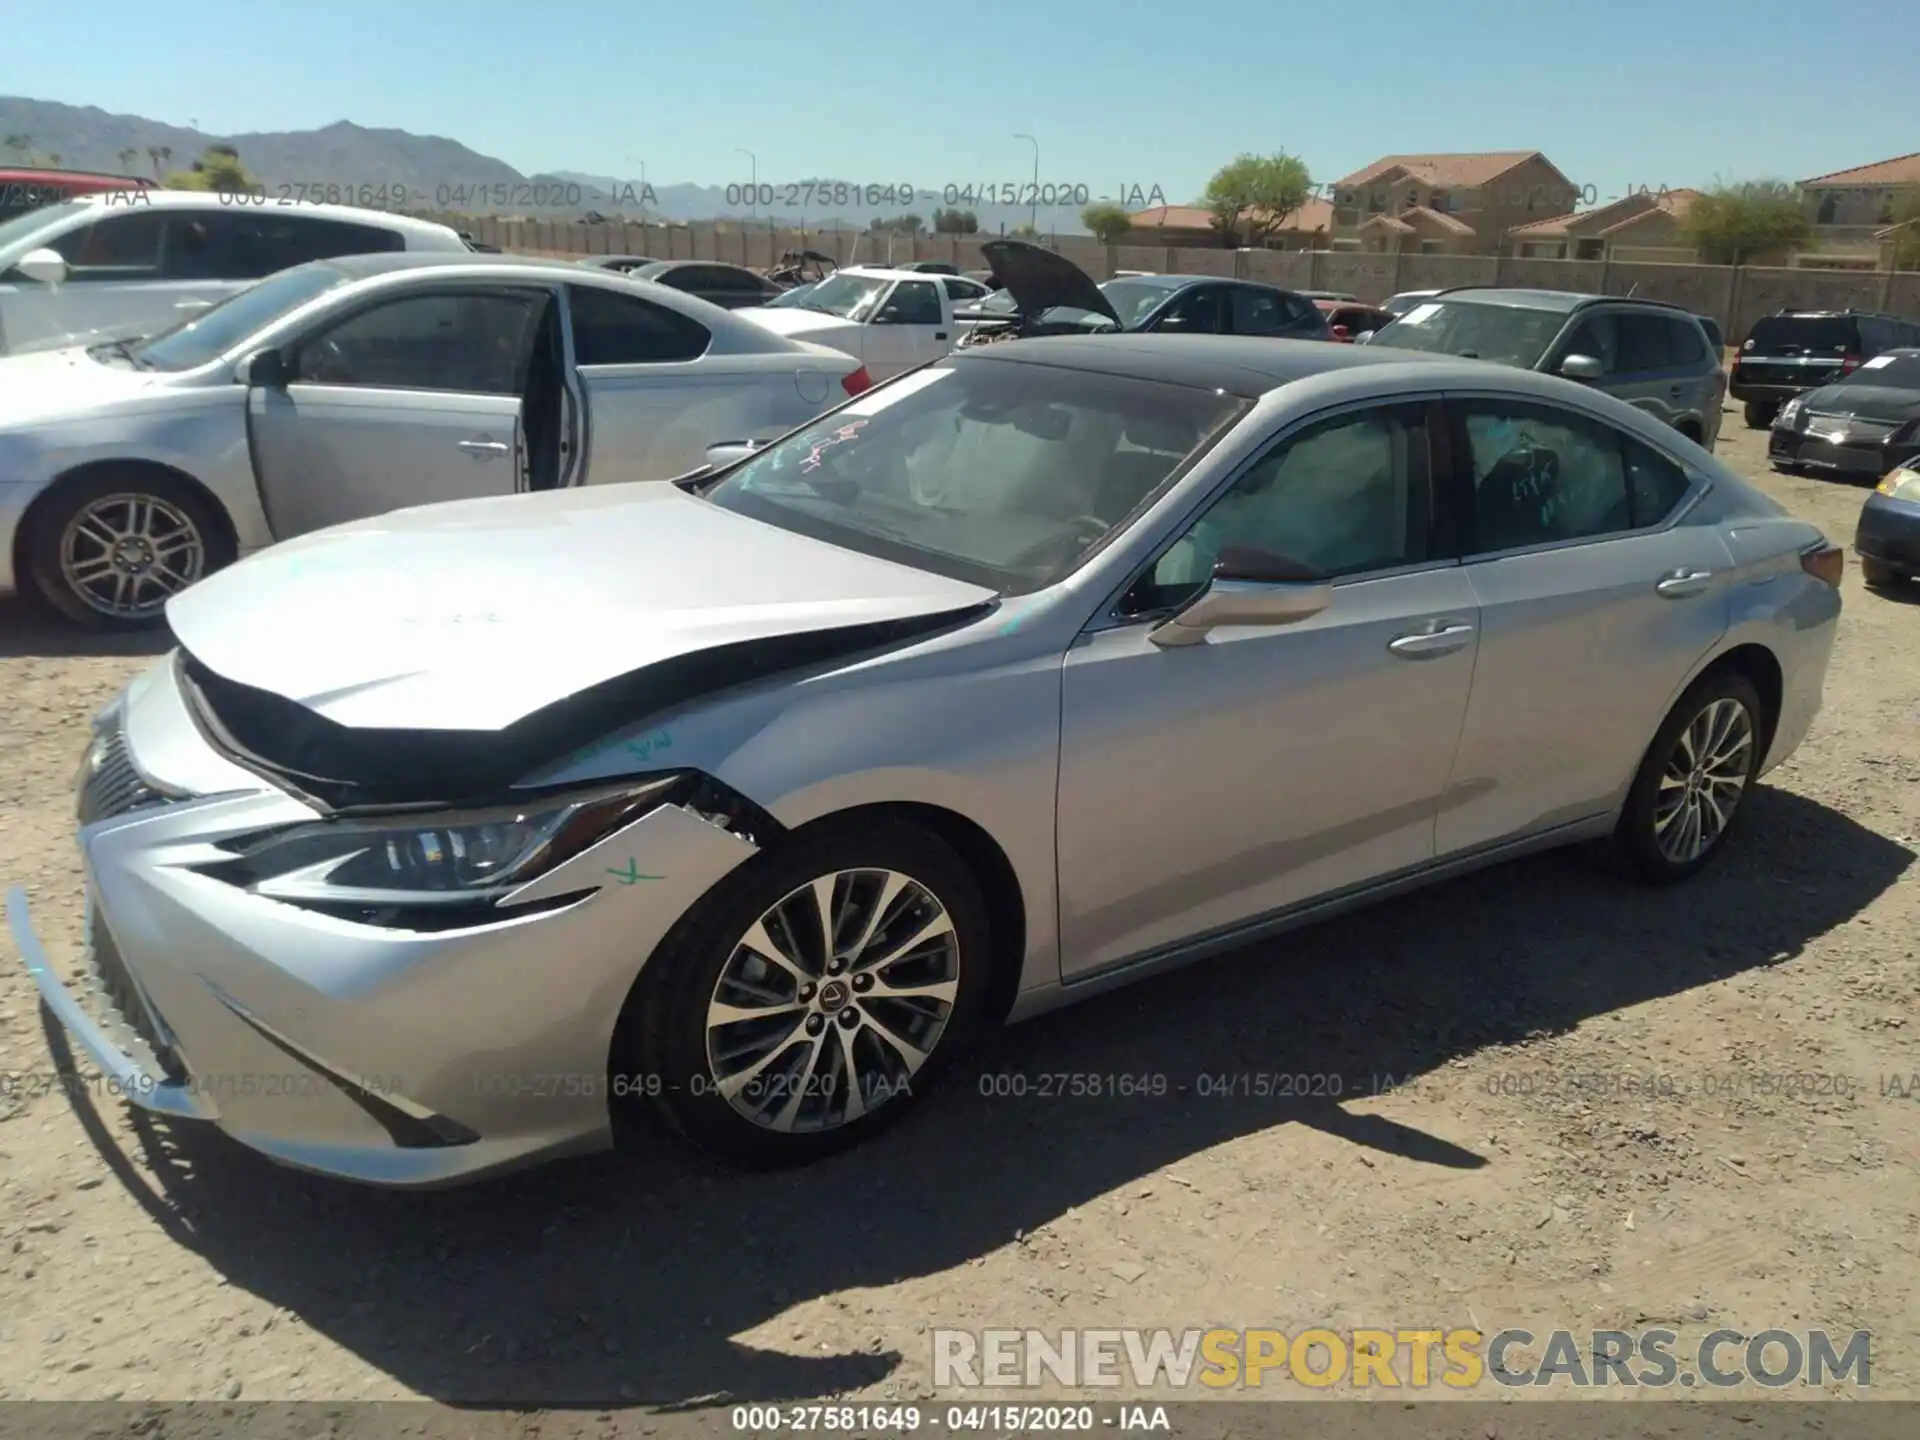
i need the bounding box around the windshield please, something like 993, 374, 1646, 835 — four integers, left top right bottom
793, 272, 893, 319
1097, 280, 1177, 328
703, 359, 1247, 593
1839, 352, 1920, 389
1745, 316, 1860, 355
1382, 292, 1436, 316
0, 199, 90, 265
127, 262, 354, 372
765, 283, 817, 308
1368, 299, 1566, 367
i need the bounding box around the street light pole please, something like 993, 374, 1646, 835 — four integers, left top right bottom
737, 148, 758, 218
1013, 133, 1039, 231
626, 154, 648, 222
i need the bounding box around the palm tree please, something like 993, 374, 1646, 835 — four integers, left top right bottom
146, 145, 162, 178
2, 135, 27, 161
118, 147, 138, 172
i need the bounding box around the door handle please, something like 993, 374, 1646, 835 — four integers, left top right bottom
458, 439, 510, 459
1655, 567, 1714, 598
1388, 621, 1475, 658
934, 332, 948, 340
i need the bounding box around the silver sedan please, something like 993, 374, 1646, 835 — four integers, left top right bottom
8, 336, 1841, 1185
0, 253, 869, 629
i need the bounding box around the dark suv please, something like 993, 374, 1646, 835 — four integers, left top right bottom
1363, 288, 1726, 447
1730, 310, 1920, 429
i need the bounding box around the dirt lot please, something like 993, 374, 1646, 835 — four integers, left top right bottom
0, 412, 1915, 1413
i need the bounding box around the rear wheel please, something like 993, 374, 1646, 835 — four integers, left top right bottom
23, 469, 230, 630
612, 818, 993, 1163
1610, 670, 1765, 884
1860, 557, 1903, 588
1743, 399, 1779, 429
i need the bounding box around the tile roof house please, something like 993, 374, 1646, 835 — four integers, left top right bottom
1506, 188, 1703, 262
1327, 152, 1580, 256
1798, 154, 1920, 269
1123, 196, 1333, 250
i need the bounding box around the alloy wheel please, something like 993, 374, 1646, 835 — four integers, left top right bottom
705, 868, 960, 1133
1653, 697, 1754, 864
58, 492, 206, 618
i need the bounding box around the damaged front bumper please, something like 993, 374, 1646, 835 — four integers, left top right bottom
6, 663, 763, 1188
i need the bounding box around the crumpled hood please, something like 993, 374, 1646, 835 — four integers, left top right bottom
981, 239, 1119, 326
0, 346, 167, 426
165, 481, 997, 735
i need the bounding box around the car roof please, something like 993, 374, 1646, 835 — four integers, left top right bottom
957, 333, 1458, 397
65, 188, 459, 240
1431, 286, 1706, 320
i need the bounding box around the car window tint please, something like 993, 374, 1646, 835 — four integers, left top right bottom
1561, 314, 1619, 372
942, 277, 986, 302
886, 280, 943, 323
50, 210, 165, 278
1842, 352, 1920, 388
1665, 316, 1708, 364
295, 291, 546, 394
1623, 435, 1693, 526
1138, 405, 1431, 609
1616, 313, 1676, 373
1158, 287, 1222, 333
565, 284, 709, 363
1460, 399, 1632, 552
165, 213, 403, 281
1228, 287, 1289, 336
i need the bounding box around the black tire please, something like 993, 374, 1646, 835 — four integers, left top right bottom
1859, 556, 1902, 589
1743, 399, 1778, 430
611, 817, 994, 1164
22, 468, 232, 630
1609, 669, 1766, 885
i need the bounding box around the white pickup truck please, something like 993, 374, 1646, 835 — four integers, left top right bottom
735, 266, 992, 381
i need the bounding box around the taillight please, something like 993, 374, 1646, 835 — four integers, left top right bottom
1801, 543, 1844, 587
841, 366, 873, 396
1840, 353, 1862, 373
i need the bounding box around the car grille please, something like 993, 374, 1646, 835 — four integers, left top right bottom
71, 715, 190, 1081
76, 719, 172, 826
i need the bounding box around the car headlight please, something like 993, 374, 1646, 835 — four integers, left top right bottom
1777, 397, 1804, 428
200, 777, 681, 909
1877, 467, 1920, 503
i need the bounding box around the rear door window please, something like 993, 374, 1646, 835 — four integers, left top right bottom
565, 283, 710, 363
1664, 316, 1708, 365
1227, 287, 1290, 336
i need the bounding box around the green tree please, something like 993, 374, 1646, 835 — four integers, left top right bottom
1081, 201, 1133, 244
933, 206, 979, 234
1678, 179, 1814, 265
867, 213, 925, 235
1011, 222, 1041, 238
117, 147, 138, 172
3, 134, 30, 161
1201, 151, 1312, 248
165, 143, 259, 193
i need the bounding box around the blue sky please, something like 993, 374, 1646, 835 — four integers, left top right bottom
10, 0, 1913, 201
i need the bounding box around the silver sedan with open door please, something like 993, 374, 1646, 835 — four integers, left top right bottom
0, 253, 869, 628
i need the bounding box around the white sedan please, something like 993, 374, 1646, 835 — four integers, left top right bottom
736, 267, 991, 381
0, 253, 870, 629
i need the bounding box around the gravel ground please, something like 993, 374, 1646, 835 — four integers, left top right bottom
0, 412, 1915, 1412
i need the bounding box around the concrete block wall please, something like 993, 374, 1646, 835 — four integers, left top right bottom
439, 214, 1920, 339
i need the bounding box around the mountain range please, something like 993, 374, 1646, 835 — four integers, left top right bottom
0, 98, 1162, 234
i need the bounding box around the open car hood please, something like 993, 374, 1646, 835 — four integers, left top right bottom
165, 484, 995, 807
980, 239, 1119, 326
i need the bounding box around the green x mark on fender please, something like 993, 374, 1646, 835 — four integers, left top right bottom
606, 859, 665, 885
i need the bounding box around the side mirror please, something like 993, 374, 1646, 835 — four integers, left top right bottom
1559, 353, 1604, 382
704, 439, 767, 469
239, 348, 291, 387
874, 306, 904, 324
1148, 548, 1332, 648
16, 248, 68, 285
1330, 324, 1351, 340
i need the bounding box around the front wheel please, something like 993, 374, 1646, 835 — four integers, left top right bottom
613, 818, 993, 1163
23, 470, 230, 630
1609, 671, 1765, 884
